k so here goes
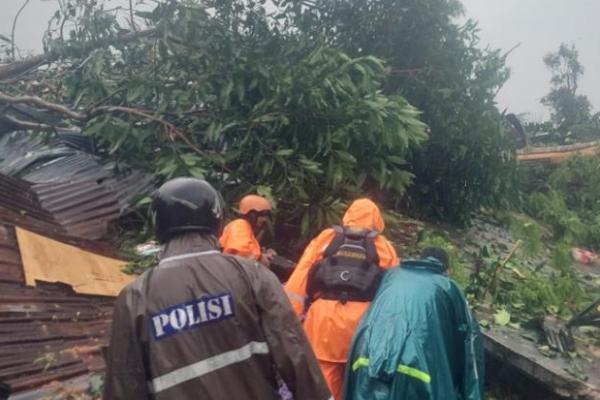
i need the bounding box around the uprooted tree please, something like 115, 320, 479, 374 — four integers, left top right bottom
0, 0, 515, 251
0, 0, 428, 251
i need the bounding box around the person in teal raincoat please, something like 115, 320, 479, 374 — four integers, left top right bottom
344, 247, 484, 400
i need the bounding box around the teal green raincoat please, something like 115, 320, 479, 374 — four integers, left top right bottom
344, 259, 484, 400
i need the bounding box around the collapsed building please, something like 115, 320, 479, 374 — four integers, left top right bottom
0, 115, 152, 398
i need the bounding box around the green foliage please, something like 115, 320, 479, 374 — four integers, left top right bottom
510, 270, 585, 319
569, 122, 600, 142
87, 374, 104, 399
493, 308, 511, 326
551, 243, 573, 273
509, 215, 545, 257
36, 0, 427, 249
122, 255, 156, 275
549, 154, 600, 219
469, 243, 586, 321
285, 0, 517, 224
524, 154, 600, 249
526, 191, 588, 244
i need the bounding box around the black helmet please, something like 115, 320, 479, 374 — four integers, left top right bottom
151, 178, 224, 243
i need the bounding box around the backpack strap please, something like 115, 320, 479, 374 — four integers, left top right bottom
364, 230, 379, 266
305, 225, 344, 313
323, 225, 345, 257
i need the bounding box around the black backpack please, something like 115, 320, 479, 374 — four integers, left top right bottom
306, 226, 383, 306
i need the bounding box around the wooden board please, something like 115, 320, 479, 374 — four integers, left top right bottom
16, 227, 134, 297
517, 144, 598, 165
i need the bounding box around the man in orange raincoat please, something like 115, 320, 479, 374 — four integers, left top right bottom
285, 199, 399, 400
220, 194, 277, 266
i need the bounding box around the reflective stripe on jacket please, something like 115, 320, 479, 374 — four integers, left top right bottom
103, 233, 331, 400
219, 218, 261, 260
285, 199, 399, 362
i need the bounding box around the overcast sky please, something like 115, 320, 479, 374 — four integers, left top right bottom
2, 0, 599, 121
461, 0, 600, 121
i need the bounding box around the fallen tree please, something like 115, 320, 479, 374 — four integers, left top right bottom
0, 0, 427, 252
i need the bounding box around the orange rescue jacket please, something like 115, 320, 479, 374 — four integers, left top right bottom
219, 218, 261, 260
285, 199, 399, 363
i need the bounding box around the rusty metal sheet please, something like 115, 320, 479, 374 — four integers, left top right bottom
0, 176, 121, 395
7, 363, 91, 393
0, 276, 115, 395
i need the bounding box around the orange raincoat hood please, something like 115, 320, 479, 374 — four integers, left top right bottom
342, 199, 385, 233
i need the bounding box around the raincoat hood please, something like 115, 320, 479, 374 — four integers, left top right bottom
342, 199, 385, 233
402, 258, 448, 275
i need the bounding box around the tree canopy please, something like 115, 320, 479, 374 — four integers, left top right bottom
285, 0, 516, 224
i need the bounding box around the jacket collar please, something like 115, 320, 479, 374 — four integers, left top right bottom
161, 232, 220, 260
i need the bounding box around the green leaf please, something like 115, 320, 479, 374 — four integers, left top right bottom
127, 86, 146, 102
386, 155, 406, 165
136, 196, 152, 206
189, 167, 206, 178
181, 153, 199, 166
221, 81, 234, 102
236, 81, 245, 103
493, 308, 511, 326
335, 151, 357, 164
275, 149, 294, 157
300, 212, 310, 235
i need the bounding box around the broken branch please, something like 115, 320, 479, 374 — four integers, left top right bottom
0, 28, 157, 81
11, 0, 32, 60
0, 91, 86, 120
0, 90, 210, 160
0, 113, 53, 131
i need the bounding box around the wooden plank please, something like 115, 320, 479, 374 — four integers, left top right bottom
517, 145, 598, 165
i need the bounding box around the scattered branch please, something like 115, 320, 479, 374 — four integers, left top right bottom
0, 54, 49, 81
0, 90, 209, 159
129, 0, 138, 31
0, 113, 53, 131
90, 105, 190, 143
0, 28, 157, 81
482, 240, 522, 303
87, 87, 127, 109
0, 91, 86, 120
502, 43, 522, 61
0, 57, 49, 84
10, 0, 32, 60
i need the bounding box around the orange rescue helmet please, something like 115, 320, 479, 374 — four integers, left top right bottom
239, 194, 272, 215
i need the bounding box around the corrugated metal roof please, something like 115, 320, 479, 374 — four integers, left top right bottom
0, 131, 154, 240
0, 175, 64, 240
